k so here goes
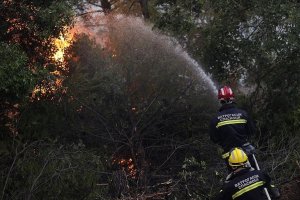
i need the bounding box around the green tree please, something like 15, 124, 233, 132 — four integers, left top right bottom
0, 0, 79, 135
0, 139, 107, 200
152, 0, 300, 192
198, 0, 300, 139
54, 16, 218, 196
77, 0, 151, 19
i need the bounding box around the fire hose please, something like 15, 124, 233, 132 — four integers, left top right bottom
252, 154, 272, 200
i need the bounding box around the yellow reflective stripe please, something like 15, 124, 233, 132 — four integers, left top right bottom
222, 152, 230, 159
232, 181, 265, 199
216, 119, 247, 128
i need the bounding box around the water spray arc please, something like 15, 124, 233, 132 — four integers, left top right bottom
176, 47, 217, 95
91, 15, 218, 96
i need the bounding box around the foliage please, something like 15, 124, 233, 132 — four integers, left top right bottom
0, 43, 33, 101
0, 0, 77, 65
152, 0, 300, 194
153, 0, 206, 35
62, 17, 217, 191
76, 0, 151, 19
0, 0, 79, 136
12, 19, 219, 197
1, 0, 299, 199
0, 139, 107, 200
203, 0, 300, 140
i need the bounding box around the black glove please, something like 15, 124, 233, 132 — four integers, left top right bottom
269, 186, 280, 199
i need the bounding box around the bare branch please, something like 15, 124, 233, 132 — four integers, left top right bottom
1, 141, 41, 200
76, 9, 104, 17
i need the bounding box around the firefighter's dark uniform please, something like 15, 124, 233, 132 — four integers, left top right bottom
215, 168, 279, 200
209, 103, 256, 165
209, 103, 255, 152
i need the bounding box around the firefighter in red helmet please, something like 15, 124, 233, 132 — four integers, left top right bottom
209, 86, 256, 168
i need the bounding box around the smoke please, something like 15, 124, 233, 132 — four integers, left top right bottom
72, 15, 217, 97
66, 15, 220, 183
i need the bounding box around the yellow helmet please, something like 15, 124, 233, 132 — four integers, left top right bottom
228, 148, 248, 167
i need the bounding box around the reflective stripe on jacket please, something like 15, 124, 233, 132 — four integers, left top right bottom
216, 168, 272, 200
209, 103, 255, 152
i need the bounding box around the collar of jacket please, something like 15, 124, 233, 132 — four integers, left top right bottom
231, 167, 252, 179
226, 167, 254, 182
219, 102, 236, 112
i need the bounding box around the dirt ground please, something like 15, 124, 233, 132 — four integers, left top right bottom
279, 177, 300, 200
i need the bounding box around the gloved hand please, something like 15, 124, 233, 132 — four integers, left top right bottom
269, 186, 280, 199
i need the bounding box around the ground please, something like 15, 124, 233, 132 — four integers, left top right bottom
279, 177, 300, 200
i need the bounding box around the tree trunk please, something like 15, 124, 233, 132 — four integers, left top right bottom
139, 0, 150, 19
100, 0, 111, 14
136, 141, 148, 189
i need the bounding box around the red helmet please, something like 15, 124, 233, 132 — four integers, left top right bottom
218, 86, 234, 101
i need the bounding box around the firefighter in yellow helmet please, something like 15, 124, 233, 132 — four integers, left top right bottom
215, 148, 280, 200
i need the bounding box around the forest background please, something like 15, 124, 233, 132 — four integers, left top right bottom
0, 0, 299, 199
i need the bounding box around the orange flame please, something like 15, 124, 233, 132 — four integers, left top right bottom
113, 157, 137, 178
31, 29, 74, 100
53, 33, 73, 63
